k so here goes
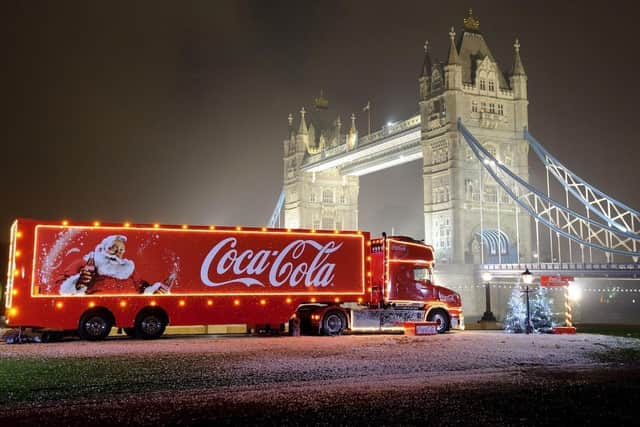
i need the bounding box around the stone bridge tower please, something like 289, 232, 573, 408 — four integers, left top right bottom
282, 92, 359, 231
421, 10, 531, 265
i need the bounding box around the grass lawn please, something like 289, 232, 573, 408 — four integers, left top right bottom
576, 323, 640, 339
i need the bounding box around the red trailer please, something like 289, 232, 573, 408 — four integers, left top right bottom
4, 218, 463, 341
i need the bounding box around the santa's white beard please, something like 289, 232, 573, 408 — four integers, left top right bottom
94, 250, 135, 279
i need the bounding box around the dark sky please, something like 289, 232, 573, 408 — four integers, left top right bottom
2, 1, 639, 242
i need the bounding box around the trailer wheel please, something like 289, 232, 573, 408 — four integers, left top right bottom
78, 309, 114, 341
321, 310, 347, 336
427, 309, 450, 334
134, 308, 167, 339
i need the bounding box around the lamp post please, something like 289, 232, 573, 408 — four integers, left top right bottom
521, 268, 534, 334
480, 272, 496, 322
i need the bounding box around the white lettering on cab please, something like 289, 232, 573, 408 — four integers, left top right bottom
200, 238, 343, 288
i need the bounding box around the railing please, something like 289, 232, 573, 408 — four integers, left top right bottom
359, 115, 420, 146
483, 262, 640, 270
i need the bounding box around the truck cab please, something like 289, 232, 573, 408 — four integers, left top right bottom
367, 235, 463, 332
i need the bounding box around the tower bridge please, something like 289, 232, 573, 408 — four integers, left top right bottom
272, 10, 640, 320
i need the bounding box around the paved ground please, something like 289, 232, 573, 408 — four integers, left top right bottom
1, 331, 639, 426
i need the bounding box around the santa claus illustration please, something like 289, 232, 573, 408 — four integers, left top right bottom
58, 234, 173, 295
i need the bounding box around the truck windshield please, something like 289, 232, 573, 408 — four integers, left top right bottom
413, 267, 433, 283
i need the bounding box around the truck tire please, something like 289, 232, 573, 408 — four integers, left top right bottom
78, 309, 114, 341
321, 310, 347, 336
427, 309, 449, 334
134, 309, 167, 339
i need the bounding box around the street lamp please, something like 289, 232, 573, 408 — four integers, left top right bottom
521, 268, 534, 334
480, 272, 496, 322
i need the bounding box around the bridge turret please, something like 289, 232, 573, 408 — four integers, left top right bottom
445, 27, 463, 91
347, 113, 358, 150
509, 39, 528, 129
419, 40, 432, 101
296, 107, 310, 154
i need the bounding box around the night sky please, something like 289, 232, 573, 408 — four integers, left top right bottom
2, 1, 639, 243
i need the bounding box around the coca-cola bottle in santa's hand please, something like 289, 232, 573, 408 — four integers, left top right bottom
78, 255, 96, 291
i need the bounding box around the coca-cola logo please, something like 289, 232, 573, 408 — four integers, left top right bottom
200, 238, 343, 288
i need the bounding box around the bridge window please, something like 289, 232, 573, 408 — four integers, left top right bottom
313, 220, 321, 230
340, 193, 347, 204
489, 103, 496, 114
480, 102, 486, 112
322, 190, 334, 203
335, 221, 342, 231
322, 218, 334, 230
498, 104, 504, 115
471, 101, 478, 113
485, 144, 497, 158
488, 81, 495, 91
479, 80, 486, 91
309, 192, 316, 203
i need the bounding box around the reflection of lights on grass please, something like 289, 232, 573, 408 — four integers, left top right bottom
568, 284, 582, 302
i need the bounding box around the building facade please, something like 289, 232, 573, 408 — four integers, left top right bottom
421, 11, 531, 265
282, 93, 359, 231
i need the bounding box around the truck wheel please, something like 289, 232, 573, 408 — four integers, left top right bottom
78, 310, 113, 341
322, 310, 347, 336
427, 309, 449, 334
134, 309, 167, 339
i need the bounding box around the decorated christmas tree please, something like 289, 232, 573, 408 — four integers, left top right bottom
530, 287, 554, 332
504, 286, 526, 333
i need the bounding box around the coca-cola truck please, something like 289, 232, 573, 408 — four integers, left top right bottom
3, 218, 463, 341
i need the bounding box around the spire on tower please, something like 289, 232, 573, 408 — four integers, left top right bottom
421, 40, 433, 77
314, 89, 329, 110
463, 8, 480, 32
350, 113, 356, 132
287, 113, 293, 127
298, 107, 308, 135
447, 27, 460, 65
512, 38, 526, 76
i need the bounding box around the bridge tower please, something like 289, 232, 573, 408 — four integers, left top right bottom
282, 92, 359, 231
421, 10, 531, 266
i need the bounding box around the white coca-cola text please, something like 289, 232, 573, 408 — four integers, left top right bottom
200, 238, 343, 288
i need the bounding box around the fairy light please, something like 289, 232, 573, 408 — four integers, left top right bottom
150, 301, 157, 306
234, 299, 241, 306
285, 297, 292, 304
124, 222, 131, 227
310, 297, 317, 303
182, 225, 188, 229
209, 225, 216, 230
179, 300, 186, 307
154, 223, 160, 228
236, 226, 242, 231
119, 301, 127, 307
62, 220, 69, 226
88, 301, 95, 308
56, 301, 63, 309
207, 300, 214, 306
260, 299, 267, 306
93, 221, 100, 227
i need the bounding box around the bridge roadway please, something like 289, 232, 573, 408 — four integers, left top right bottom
478, 262, 640, 280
